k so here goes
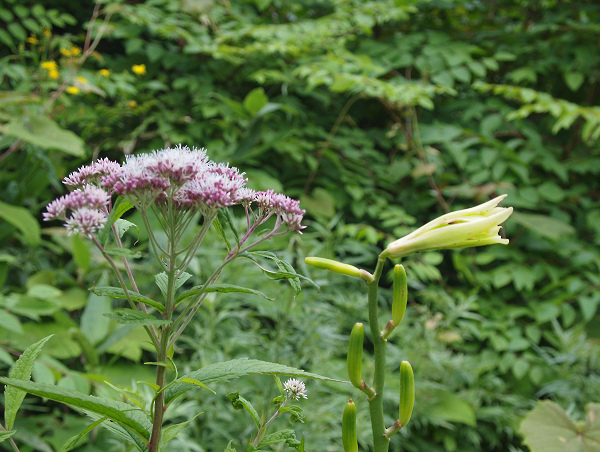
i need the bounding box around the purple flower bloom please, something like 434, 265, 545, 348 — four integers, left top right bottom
254, 190, 306, 232
65, 208, 107, 235
64, 158, 121, 187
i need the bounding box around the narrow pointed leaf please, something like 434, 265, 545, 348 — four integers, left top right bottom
4, 335, 53, 429
104, 309, 170, 327
176, 284, 274, 305
161, 414, 201, 448
91, 287, 164, 313
0, 378, 151, 443
57, 417, 107, 452
164, 358, 345, 405
0, 430, 16, 443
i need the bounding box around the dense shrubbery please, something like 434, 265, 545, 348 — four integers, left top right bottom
1, 0, 599, 450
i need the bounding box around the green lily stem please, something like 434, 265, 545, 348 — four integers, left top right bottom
367, 255, 390, 452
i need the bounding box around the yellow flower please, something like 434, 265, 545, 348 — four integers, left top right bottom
71, 46, 81, 56
41, 61, 58, 70
60, 48, 72, 57
43, 29, 52, 37
128, 101, 137, 108
98, 69, 110, 77
76, 76, 87, 84
132, 64, 146, 75
48, 69, 59, 79
66, 86, 80, 95
27, 37, 39, 45
384, 195, 513, 259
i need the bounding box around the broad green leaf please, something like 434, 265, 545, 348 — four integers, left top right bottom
81, 275, 111, 345
521, 401, 600, 452
114, 219, 139, 239
164, 358, 345, 406
91, 286, 164, 313
57, 417, 107, 452
5, 115, 85, 156
564, 71, 584, 92
243, 88, 269, 116
104, 309, 171, 327
0, 200, 41, 246
510, 212, 575, 240
0, 377, 152, 443
4, 335, 53, 429
428, 391, 477, 427
71, 235, 91, 272
176, 283, 274, 306
98, 197, 135, 246
0, 310, 23, 334
0, 430, 16, 443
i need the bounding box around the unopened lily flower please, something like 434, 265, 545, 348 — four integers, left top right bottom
383, 195, 513, 259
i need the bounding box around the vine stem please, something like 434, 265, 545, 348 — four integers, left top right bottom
367, 255, 390, 452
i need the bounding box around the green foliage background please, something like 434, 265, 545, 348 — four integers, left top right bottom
1, 0, 599, 450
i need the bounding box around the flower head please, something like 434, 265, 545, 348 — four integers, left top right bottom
27, 37, 39, 45
99, 69, 110, 77
66, 86, 80, 95
385, 195, 513, 259
283, 379, 307, 400
254, 190, 306, 232
132, 64, 146, 75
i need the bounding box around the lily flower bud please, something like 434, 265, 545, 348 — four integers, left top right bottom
347, 323, 365, 389
342, 399, 358, 452
392, 264, 408, 326
305, 257, 374, 282
399, 361, 415, 428
384, 195, 513, 259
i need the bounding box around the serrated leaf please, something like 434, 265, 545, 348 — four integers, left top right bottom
164, 358, 345, 406
4, 335, 53, 429
179, 378, 216, 394
91, 286, 164, 313
176, 283, 274, 306
114, 219, 139, 239
104, 309, 170, 327
57, 417, 107, 452
258, 429, 297, 447
521, 401, 600, 452
224, 440, 237, 452
155, 272, 191, 299
98, 197, 134, 246
0, 378, 151, 443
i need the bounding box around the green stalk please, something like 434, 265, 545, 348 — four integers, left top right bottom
367, 255, 390, 452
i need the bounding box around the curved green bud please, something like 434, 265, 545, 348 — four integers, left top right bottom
399, 361, 415, 428
392, 264, 408, 326
305, 257, 374, 282
347, 323, 364, 389
342, 399, 358, 452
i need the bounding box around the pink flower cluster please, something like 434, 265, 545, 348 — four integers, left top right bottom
45, 145, 306, 235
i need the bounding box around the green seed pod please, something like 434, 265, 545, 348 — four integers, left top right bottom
347, 323, 364, 389
305, 257, 362, 278
399, 360, 415, 428
392, 264, 408, 326
342, 399, 358, 452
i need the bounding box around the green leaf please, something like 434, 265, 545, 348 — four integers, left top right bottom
178, 377, 216, 394
5, 115, 85, 156
243, 88, 269, 116
114, 219, 139, 239
0, 200, 41, 246
98, 197, 134, 246
240, 253, 320, 290
0, 310, 23, 334
57, 417, 107, 452
227, 391, 261, 429
164, 358, 345, 406
258, 429, 297, 448
71, 235, 91, 272
176, 283, 274, 306
510, 212, 575, 240
564, 71, 584, 92
81, 276, 111, 345
521, 401, 600, 452
0, 377, 152, 443
4, 335, 53, 429
103, 309, 171, 327
0, 430, 17, 443
428, 391, 477, 427
91, 286, 164, 313
225, 440, 237, 452
155, 272, 191, 299
103, 381, 148, 413
160, 414, 201, 447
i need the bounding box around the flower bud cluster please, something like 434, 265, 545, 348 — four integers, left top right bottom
45, 145, 306, 236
